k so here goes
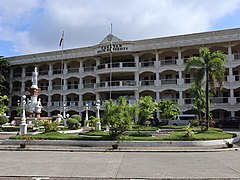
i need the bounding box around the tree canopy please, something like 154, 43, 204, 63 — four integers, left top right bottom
0, 57, 10, 95
185, 47, 226, 129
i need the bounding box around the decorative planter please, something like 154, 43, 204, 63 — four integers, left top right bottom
20, 144, 26, 148
112, 144, 118, 149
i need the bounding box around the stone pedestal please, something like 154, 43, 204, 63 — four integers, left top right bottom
20, 123, 27, 135
95, 121, 101, 131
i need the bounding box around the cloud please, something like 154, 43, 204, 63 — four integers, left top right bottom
0, 0, 240, 56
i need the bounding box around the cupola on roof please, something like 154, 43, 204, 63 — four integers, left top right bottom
100, 34, 122, 44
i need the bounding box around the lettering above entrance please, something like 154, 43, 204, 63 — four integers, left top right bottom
97, 43, 129, 54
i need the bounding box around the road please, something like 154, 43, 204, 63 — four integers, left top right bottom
0, 150, 240, 179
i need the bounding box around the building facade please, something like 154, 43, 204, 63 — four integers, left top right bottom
6, 28, 240, 121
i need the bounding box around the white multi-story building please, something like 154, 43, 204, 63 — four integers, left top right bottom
6, 28, 240, 121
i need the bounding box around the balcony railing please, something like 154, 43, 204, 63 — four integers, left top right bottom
97, 62, 136, 70
12, 87, 21, 92
160, 59, 176, 65
184, 78, 194, 84
52, 85, 61, 90
66, 101, 79, 107
210, 97, 229, 103
96, 80, 136, 88
83, 66, 94, 72
234, 75, 240, 81
39, 86, 48, 90
184, 98, 194, 104
67, 84, 79, 89
233, 53, 240, 60
13, 72, 22, 77
26, 71, 33, 76
140, 80, 155, 86
161, 79, 177, 85
140, 61, 154, 67
68, 68, 79, 73
39, 70, 48, 76
83, 83, 95, 89
235, 97, 240, 103
51, 101, 60, 106
53, 69, 63, 75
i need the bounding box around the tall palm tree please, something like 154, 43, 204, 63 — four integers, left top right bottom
158, 100, 180, 125
185, 47, 226, 129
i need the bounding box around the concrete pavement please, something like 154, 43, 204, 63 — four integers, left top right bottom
0, 151, 240, 179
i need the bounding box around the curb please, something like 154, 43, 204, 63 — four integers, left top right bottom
0, 145, 239, 153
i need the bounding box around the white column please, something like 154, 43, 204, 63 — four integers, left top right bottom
22, 66, 26, 78
156, 91, 160, 103
156, 72, 160, 86
49, 64, 53, 76
63, 61, 67, 75
155, 52, 160, 67
134, 72, 139, 86
63, 79, 67, 90
229, 67, 234, 82
228, 43, 233, 61
177, 48, 183, 65
179, 90, 183, 106
79, 60, 83, 73
230, 88, 235, 105
10, 69, 13, 79
21, 81, 25, 93
79, 93, 82, 108
48, 95, 51, 107
178, 70, 184, 85
48, 80, 52, 91
134, 53, 140, 68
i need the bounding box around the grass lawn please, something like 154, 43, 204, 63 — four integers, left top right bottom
9, 128, 236, 141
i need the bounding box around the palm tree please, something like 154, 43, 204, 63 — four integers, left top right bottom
158, 100, 180, 125
185, 47, 226, 129
188, 82, 206, 127
137, 96, 158, 125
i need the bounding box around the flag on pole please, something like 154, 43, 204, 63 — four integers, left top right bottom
59, 31, 64, 47
109, 41, 113, 52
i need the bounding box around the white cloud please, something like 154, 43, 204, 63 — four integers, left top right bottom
0, 0, 240, 55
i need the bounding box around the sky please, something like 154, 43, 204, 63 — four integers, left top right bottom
1, 0, 240, 57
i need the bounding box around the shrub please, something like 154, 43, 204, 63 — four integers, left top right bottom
2, 126, 19, 132
85, 116, 100, 127
43, 121, 58, 133
71, 114, 82, 123
185, 125, 195, 139
0, 115, 8, 128
67, 118, 80, 130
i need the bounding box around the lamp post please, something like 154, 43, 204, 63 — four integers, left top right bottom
95, 99, 101, 131
85, 103, 89, 127
96, 99, 101, 119
18, 95, 27, 135
62, 103, 68, 119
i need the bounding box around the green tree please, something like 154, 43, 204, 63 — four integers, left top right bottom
0, 95, 8, 115
137, 96, 158, 124
0, 115, 8, 130
188, 82, 206, 126
185, 47, 226, 129
158, 99, 180, 124
0, 57, 10, 95
103, 96, 134, 137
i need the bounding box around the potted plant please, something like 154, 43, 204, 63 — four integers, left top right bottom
19, 134, 32, 148
112, 135, 125, 149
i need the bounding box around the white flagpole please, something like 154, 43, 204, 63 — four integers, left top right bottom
60, 31, 64, 116
109, 23, 113, 100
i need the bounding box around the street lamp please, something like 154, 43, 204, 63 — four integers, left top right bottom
85, 103, 89, 127
62, 103, 68, 119
96, 99, 101, 119
95, 99, 101, 131
18, 95, 27, 135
